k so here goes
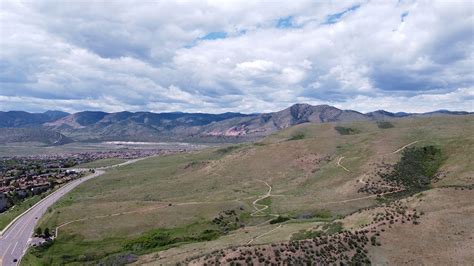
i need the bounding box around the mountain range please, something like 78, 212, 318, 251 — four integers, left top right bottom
0, 104, 471, 144
0, 110, 69, 128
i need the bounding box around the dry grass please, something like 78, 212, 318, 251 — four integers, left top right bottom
369, 188, 474, 265
28, 116, 473, 264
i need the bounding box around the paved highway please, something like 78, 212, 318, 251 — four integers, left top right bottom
0, 156, 148, 265
0, 170, 104, 265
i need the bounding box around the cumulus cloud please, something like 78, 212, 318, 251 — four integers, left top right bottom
0, 0, 472, 113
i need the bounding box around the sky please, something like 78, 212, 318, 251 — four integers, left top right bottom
0, 0, 473, 114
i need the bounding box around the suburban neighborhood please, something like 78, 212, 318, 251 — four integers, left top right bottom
0, 148, 183, 213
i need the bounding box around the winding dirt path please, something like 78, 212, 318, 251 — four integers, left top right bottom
57, 140, 421, 253
56, 179, 283, 236
246, 180, 285, 244
245, 140, 421, 245
337, 156, 351, 172
250, 180, 278, 217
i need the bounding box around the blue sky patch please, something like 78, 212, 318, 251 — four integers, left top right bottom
184, 31, 228, 48
201, 31, 227, 40
277, 16, 294, 28
324, 4, 360, 24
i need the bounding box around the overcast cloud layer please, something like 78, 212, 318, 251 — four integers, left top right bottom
0, 0, 473, 113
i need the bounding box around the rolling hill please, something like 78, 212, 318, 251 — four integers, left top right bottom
23, 115, 474, 265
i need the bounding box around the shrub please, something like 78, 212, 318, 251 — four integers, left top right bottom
377, 121, 394, 129
322, 222, 344, 235
381, 145, 443, 190
291, 229, 323, 240
269, 216, 291, 224
44, 227, 51, 238
313, 209, 332, 219
124, 230, 174, 252
334, 126, 359, 135
30, 239, 54, 257
35, 227, 42, 236
287, 134, 305, 141
124, 226, 222, 253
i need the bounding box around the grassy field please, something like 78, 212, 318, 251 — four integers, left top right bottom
23, 116, 474, 264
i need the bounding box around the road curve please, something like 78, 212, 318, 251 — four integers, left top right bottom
0, 156, 150, 266
0, 170, 105, 266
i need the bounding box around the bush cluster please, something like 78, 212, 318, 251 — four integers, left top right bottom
377, 121, 395, 129
287, 133, 305, 141
124, 227, 221, 253
382, 145, 443, 190
334, 126, 359, 135
269, 216, 291, 224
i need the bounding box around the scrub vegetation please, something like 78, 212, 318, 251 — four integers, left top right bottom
334, 126, 359, 135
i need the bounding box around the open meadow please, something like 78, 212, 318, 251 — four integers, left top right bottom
23, 116, 473, 265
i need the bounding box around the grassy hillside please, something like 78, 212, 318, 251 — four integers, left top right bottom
24, 116, 474, 265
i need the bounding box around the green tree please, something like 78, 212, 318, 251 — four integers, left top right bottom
44, 227, 51, 238
35, 227, 42, 236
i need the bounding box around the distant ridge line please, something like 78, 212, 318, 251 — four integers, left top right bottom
0, 104, 472, 144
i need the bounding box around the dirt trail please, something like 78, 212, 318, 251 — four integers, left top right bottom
245, 186, 405, 245
246, 180, 285, 244
247, 224, 284, 244
250, 180, 278, 217
243, 140, 422, 246
55, 204, 172, 237
54, 199, 238, 236
245, 139, 421, 246
337, 156, 351, 172
350, 140, 422, 186
55, 179, 280, 236
59, 141, 421, 249
391, 140, 419, 154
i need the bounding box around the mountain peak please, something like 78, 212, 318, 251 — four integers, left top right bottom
43, 110, 70, 120
44, 110, 69, 114
289, 103, 332, 109
289, 103, 312, 108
